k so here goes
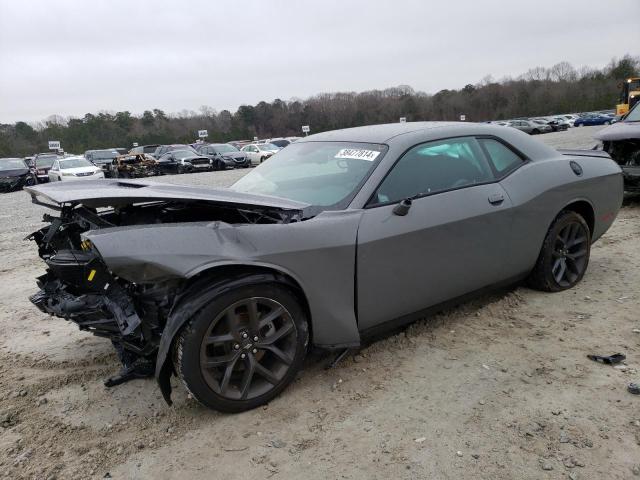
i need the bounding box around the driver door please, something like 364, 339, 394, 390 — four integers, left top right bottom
356, 136, 514, 332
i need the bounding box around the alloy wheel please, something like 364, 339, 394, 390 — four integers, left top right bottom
551, 222, 589, 287
199, 297, 298, 401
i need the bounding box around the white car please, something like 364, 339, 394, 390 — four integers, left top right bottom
241, 143, 280, 165
48, 156, 105, 182
561, 114, 580, 127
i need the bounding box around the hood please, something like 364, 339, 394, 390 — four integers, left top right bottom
0, 168, 29, 178
594, 121, 640, 142
25, 178, 311, 211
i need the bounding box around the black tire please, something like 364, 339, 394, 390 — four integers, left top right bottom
260, 156, 266, 163
24, 177, 35, 186
604, 121, 611, 125
174, 282, 309, 413
528, 210, 591, 292
532, 129, 540, 135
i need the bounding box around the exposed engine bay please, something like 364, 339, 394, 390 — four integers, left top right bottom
27, 198, 303, 387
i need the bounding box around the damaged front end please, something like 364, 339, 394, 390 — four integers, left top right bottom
601, 139, 640, 192
25, 180, 309, 390
595, 116, 640, 193
27, 206, 171, 385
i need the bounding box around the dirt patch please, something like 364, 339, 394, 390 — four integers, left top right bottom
1, 128, 639, 479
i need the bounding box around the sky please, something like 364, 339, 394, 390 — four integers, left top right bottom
0, 0, 638, 123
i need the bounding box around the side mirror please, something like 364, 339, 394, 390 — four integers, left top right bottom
393, 198, 412, 216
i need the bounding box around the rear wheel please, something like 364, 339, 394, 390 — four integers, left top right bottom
532, 129, 540, 135
604, 121, 611, 125
528, 211, 591, 292
175, 282, 308, 412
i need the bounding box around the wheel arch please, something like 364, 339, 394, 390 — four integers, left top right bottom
185, 263, 312, 330
155, 262, 313, 405
560, 199, 595, 236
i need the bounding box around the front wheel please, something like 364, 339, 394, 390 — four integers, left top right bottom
531, 129, 540, 135
528, 210, 591, 292
604, 121, 611, 125
174, 282, 309, 412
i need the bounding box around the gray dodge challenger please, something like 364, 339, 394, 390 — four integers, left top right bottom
26, 122, 623, 412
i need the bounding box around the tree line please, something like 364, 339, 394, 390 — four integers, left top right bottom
1, 55, 638, 157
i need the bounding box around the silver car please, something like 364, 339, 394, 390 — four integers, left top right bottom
26, 122, 622, 412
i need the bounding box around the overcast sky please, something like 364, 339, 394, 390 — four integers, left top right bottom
0, 0, 638, 123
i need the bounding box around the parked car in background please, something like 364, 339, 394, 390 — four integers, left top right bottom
530, 119, 553, 133
594, 101, 640, 192
153, 144, 199, 159
574, 114, 613, 127
33, 153, 61, 183
534, 117, 568, 132
129, 144, 160, 155
48, 156, 105, 182
550, 117, 571, 130
0, 157, 36, 192
227, 140, 252, 149
157, 149, 211, 173
85, 149, 120, 175
266, 138, 291, 148
111, 153, 160, 178
195, 143, 250, 169
25, 121, 622, 412
507, 120, 544, 135
241, 143, 280, 165
561, 114, 580, 127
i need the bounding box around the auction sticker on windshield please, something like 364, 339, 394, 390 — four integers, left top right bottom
335, 149, 380, 161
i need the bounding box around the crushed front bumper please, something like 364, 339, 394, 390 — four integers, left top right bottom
30, 249, 141, 337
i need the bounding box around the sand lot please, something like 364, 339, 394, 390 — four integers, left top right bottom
1, 126, 639, 479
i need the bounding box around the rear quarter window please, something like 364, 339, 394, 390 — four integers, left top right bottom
478, 138, 524, 176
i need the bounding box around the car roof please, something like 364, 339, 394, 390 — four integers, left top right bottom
302, 121, 513, 144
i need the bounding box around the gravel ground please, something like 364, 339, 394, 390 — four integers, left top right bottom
1, 125, 639, 479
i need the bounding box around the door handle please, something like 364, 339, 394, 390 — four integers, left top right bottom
488, 193, 504, 205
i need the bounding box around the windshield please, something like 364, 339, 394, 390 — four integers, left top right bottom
212, 144, 239, 154
270, 140, 290, 148
231, 141, 387, 208
60, 158, 93, 169
0, 158, 26, 170
173, 150, 196, 159
35, 156, 56, 167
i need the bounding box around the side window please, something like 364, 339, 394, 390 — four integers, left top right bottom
478, 138, 524, 176
372, 137, 494, 205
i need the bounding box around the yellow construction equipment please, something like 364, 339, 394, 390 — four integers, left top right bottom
617, 77, 640, 116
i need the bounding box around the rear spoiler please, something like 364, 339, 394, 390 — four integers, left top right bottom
557, 148, 611, 159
